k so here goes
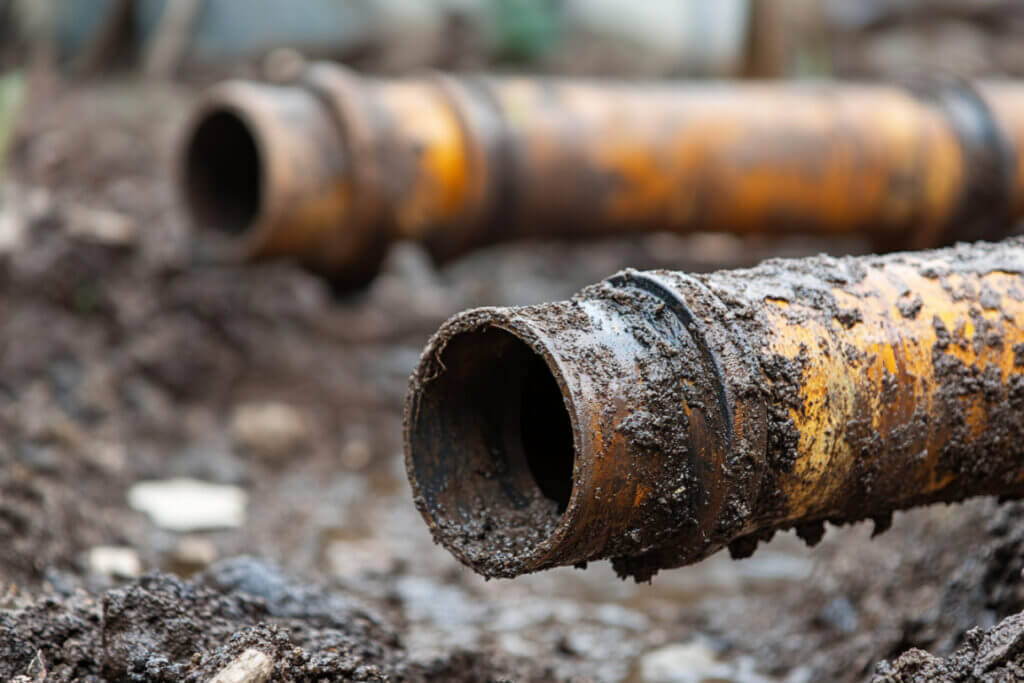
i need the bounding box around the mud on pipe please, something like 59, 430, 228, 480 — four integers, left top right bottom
180, 63, 1024, 286
404, 238, 1024, 580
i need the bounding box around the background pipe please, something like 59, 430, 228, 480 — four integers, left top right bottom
404, 238, 1024, 580
180, 64, 1024, 286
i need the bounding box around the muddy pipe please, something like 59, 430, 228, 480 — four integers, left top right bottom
404, 238, 1024, 580
181, 63, 1024, 286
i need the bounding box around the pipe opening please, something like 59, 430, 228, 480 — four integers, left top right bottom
407, 325, 576, 574
520, 349, 574, 512
184, 109, 262, 235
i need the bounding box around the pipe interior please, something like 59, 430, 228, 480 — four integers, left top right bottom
409, 326, 575, 568
520, 348, 575, 510
184, 109, 262, 236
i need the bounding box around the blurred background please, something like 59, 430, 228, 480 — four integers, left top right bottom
2, 2, 1024, 681
8, 0, 1024, 79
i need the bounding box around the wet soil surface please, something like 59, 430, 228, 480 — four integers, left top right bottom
4, 78, 1024, 681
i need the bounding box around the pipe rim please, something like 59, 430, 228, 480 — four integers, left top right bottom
403, 309, 587, 578
178, 82, 286, 259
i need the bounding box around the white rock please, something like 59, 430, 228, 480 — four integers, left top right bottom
88, 546, 142, 579
0, 206, 25, 253
208, 649, 273, 683
128, 478, 247, 531
66, 205, 138, 245
496, 632, 539, 658
230, 402, 309, 459
639, 641, 733, 683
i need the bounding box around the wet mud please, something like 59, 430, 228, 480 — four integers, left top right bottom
0, 557, 544, 682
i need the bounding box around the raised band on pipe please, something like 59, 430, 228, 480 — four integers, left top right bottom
404, 238, 1024, 580
180, 63, 1024, 286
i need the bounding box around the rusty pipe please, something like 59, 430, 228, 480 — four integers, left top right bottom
404, 238, 1024, 580
180, 64, 1024, 285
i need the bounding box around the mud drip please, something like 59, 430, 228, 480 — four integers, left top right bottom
405, 238, 1024, 580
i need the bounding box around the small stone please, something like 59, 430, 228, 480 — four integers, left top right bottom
496, 632, 539, 658
128, 478, 247, 531
0, 205, 25, 254
820, 596, 859, 634
86, 440, 127, 474
170, 536, 219, 574
340, 438, 372, 470
208, 649, 274, 683
230, 402, 310, 459
639, 641, 733, 683
66, 205, 138, 246
87, 546, 142, 579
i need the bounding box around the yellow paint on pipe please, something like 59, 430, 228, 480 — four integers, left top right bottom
765, 266, 1024, 519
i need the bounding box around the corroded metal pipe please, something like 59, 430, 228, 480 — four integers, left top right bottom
181, 63, 1024, 285
404, 238, 1024, 580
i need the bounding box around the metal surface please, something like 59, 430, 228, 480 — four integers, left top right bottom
180, 64, 1024, 285
405, 238, 1024, 580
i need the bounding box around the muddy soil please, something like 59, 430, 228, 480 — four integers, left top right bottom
3, 77, 1024, 681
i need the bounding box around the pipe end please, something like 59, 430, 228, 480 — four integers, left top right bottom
404, 311, 580, 578
178, 80, 362, 280
181, 99, 264, 242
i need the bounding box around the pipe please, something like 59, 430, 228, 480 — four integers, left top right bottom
404, 238, 1024, 580
180, 64, 1024, 286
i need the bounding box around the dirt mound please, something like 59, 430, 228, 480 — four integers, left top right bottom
0, 557, 544, 682
875, 611, 1024, 682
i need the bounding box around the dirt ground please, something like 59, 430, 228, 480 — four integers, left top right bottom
3, 76, 1024, 682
